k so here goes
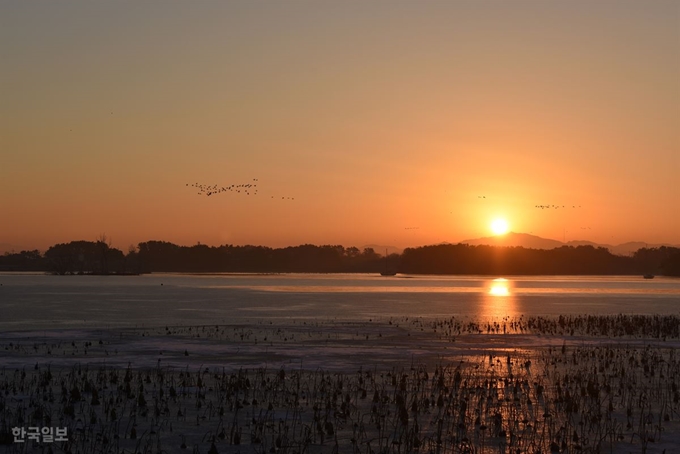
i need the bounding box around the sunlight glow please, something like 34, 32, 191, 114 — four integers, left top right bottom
489, 279, 510, 296
490, 218, 509, 235
481, 278, 517, 320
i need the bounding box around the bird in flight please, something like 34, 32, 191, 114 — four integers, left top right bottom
186, 180, 295, 201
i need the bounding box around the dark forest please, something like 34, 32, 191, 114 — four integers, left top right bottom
2, 240, 680, 276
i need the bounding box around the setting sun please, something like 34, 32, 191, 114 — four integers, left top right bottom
490, 218, 510, 235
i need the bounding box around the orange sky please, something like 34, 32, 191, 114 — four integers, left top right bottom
1, 1, 678, 252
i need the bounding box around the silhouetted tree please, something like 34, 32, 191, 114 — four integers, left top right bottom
44, 240, 124, 275
0, 250, 46, 271
97, 234, 112, 274
661, 250, 680, 276
4, 239, 679, 276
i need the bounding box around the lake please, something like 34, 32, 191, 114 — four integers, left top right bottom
1, 273, 679, 331
3, 273, 680, 454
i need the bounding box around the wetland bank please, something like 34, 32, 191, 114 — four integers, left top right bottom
1, 274, 680, 453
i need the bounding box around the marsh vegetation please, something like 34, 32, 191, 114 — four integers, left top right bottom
2, 315, 680, 453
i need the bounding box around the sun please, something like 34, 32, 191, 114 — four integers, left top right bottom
490, 218, 509, 235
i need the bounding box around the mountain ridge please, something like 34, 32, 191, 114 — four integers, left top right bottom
459, 232, 678, 256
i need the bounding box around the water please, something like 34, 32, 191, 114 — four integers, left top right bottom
3, 274, 679, 454
1, 273, 678, 330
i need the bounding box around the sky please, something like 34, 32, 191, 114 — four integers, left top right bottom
1, 1, 679, 253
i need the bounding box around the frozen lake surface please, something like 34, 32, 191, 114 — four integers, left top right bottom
2, 274, 680, 453
1, 273, 679, 330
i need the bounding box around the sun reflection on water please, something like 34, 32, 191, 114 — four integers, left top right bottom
482, 278, 517, 320
489, 280, 510, 296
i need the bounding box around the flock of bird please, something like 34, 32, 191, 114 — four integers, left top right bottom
476, 196, 583, 211
188, 181, 258, 197
186, 179, 294, 201
535, 204, 582, 209
185, 184, 589, 210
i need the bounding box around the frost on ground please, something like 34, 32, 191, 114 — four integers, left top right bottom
1, 315, 680, 453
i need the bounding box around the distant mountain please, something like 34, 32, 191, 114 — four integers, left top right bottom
609, 242, 678, 256
459, 233, 678, 256
460, 232, 563, 250
565, 240, 606, 248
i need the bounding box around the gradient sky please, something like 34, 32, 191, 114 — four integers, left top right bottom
2, 1, 679, 252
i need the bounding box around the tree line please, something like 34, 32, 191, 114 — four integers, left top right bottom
1, 240, 679, 276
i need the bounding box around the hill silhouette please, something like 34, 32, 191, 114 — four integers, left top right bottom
460, 232, 678, 256
461, 232, 563, 250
